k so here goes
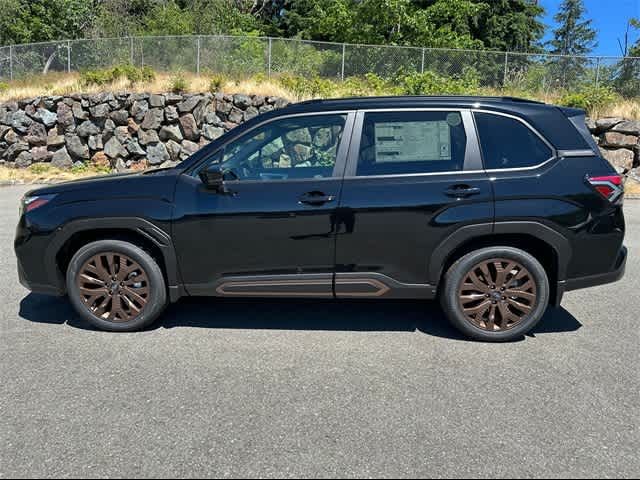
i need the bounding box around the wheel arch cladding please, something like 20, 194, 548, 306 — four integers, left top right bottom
430, 222, 570, 306
48, 218, 183, 301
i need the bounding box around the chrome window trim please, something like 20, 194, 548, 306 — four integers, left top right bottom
345, 108, 477, 178
472, 109, 558, 171
483, 157, 558, 173
342, 169, 486, 180
558, 149, 597, 157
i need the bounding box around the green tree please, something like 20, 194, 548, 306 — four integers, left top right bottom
142, 1, 195, 35
187, 0, 263, 35
547, 0, 597, 88
273, 0, 487, 49
614, 18, 640, 97
0, 0, 99, 44
94, 0, 263, 37
472, 0, 545, 52
93, 0, 157, 37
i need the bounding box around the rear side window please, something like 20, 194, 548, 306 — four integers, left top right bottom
356, 111, 467, 176
474, 112, 553, 169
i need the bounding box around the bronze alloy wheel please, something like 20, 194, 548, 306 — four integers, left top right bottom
76, 252, 150, 323
457, 258, 537, 332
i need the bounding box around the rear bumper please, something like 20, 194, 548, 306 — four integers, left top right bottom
555, 246, 627, 305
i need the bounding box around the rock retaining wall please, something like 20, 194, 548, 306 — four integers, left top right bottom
587, 118, 640, 181
0, 92, 289, 171
1, 94, 639, 181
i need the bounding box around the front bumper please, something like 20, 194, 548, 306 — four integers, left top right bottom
15, 213, 66, 297
555, 246, 627, 305
17, 252, 65, 296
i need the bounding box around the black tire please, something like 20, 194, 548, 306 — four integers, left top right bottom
440, 246, 549, 342
66, 240, 167, 332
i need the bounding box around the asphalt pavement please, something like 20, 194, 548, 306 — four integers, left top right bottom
1, 184, 638, 478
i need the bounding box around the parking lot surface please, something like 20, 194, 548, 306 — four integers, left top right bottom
1, 184, 638, 478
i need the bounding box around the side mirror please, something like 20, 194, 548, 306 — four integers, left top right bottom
199, 165, 225, 191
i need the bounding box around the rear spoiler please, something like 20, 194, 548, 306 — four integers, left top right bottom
558, 106, 587, 118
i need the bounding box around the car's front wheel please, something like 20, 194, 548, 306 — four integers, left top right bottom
441, 246, 549, 342
66, 240, 167, 332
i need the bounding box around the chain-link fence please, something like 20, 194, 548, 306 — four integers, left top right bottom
0, 35, 638, 95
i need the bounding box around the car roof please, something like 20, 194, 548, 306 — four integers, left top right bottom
279, 95, 547, 113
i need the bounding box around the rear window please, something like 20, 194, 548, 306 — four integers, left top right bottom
474, 112, 553, 169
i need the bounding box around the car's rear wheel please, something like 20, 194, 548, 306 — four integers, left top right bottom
441, 246, 549, 342
66, 240, 167, 332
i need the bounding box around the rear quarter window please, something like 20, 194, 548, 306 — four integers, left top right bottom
474, 112, 553, 170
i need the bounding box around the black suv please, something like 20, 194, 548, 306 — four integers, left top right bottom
15, 96, 627, 341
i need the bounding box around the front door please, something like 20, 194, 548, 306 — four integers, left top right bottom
334, 109, 494, 298
173, 112, 354, 297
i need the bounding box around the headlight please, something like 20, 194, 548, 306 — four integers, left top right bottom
21, 194, 57, 214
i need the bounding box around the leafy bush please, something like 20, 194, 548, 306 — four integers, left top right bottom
362, 73, 393, 94
28, 164, 51, 175
504, 64, 554, 96
123, 65, 156, 84
80, 68, 114, 86
0, 81, 9, 93
560, 86, 619, 115
169, 72, 188, 93
395, 69, 480, 95
277, 74, 335, 99
209, 73, 228, 93
276, 68, 482, 99
340, 73, 400, 96
80, 64, 156, 87
270, 40, 342, 78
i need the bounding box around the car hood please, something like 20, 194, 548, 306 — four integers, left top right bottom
26, 168, 180, 200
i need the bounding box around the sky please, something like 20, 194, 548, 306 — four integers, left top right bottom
539, 0, 640, 56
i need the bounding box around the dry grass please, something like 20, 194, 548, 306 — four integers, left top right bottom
603, 99, 640, 120
0, 164, 110, 184
626, 178, 640, 197
2, 71, 637, 118
0, 71, 295, 103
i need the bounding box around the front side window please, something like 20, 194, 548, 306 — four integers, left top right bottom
356, 111, 467, 176
474, 112, 553, 169
207, 114, 346, 181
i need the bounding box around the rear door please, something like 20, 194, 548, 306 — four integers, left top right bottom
333, 108, 494, 298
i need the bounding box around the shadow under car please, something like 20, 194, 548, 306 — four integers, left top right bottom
19, 293, 582, 342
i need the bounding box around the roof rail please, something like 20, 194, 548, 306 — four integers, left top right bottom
294, 95, 547, 105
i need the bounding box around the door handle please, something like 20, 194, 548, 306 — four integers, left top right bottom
444, 185, 481, 198
299, 192, 336, 206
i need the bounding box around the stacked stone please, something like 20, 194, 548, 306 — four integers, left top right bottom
587, 118, 640, 180
0, 92, 289, 171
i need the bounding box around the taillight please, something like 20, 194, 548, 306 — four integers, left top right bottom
586, 175, 624, 202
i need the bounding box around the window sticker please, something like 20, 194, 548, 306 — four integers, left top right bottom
374, 121, 451, 162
